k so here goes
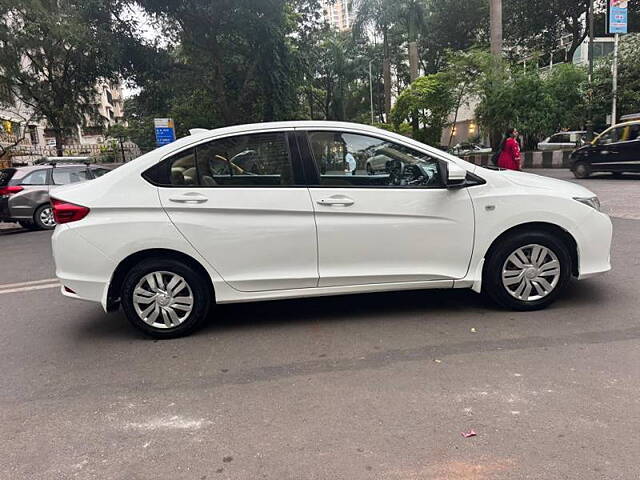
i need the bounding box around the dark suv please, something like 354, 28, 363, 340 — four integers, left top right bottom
0, 163, 111, 229
570, 121, 640, 178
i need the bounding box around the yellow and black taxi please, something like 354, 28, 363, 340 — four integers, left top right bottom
570, 120, 640, 178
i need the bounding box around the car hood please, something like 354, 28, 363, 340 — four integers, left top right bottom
498, 169, 595, 197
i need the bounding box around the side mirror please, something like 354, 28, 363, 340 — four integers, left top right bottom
443, 161, 467, 188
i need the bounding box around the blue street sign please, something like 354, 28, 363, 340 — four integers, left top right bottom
610, 6, 628, 34
154, 118, 176, 147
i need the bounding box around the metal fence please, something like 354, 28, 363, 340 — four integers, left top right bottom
3, 142, 142, 167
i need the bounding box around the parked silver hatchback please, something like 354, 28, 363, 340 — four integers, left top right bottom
0, 161, 111, 230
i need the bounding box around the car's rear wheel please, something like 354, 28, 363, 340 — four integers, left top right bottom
33, 204, 56, 230
121, 258, 212, 338
572, 162, 591, 179
483, 231, 571, 311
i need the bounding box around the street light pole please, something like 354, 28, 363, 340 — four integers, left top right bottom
611, 33, 619, 126
369, 60, 374, 124
586, 0, 595, 140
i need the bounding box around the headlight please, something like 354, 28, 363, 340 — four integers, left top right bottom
573, 196, 601, 211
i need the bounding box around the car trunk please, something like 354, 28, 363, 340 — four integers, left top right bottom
0, 168, 17, 219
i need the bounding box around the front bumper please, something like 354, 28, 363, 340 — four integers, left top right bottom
575, 209, 613, 279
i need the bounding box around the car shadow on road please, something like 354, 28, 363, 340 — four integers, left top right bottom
73, 277, 610, 342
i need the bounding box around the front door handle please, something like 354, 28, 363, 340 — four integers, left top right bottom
317, 196, 355, 206
169, 193, 208, 204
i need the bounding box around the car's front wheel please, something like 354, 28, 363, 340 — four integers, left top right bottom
121, 258, 212, 338
572, 162, 591, 179
483, 231, 572, 311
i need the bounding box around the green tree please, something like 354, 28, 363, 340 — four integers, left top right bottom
0, 0, 135, 156
391, 73, 454, 144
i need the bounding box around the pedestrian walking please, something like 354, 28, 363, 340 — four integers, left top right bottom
345, 151, 357, 175
497, 127, 522, 171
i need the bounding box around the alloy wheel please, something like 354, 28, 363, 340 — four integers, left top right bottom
501, 244, 561, 302
40, 207, 56, 228
132, 271, 194, 329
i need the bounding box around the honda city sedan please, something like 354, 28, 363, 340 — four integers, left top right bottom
51, 121, 612, 338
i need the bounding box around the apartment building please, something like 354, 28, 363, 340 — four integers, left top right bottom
321, 0, 354, 32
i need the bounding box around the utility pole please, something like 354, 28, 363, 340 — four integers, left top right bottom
490, 0, 503, 57
369, 60, 374, 124
586, 0, 595, 140
612, 33, 619, 126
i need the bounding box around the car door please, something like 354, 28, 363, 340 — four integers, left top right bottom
153, 130, 318, 292
299, 129, 475, 287
615, 124, 640, 172
591, 127, 624, 171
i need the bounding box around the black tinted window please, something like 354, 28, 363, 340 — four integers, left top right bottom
145, 133, 294, 187
196, 133, 293, 186
0, 168, 16, 186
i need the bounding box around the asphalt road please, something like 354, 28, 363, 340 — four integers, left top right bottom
1, 169, 639, 480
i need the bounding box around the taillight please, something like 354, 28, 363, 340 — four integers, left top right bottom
51, 198, 90, 224
0, 186, 24, 196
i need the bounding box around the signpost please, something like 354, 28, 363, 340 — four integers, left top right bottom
609, 0, 628, 126
154, 118, 176, 147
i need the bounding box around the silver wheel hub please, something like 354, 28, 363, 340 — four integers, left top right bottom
132, 271, 194, 329
41, 207, 55, 227
502, 244, 561, 302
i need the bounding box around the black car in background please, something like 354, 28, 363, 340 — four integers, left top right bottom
570, 121, 640, 178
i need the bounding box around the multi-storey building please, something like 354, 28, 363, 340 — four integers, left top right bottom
320, 0, 354, 32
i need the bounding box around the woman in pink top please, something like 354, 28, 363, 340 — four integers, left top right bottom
497, 127, 522, 171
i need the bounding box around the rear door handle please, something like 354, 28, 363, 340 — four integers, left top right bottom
317, 196, 354, 206
168, 193, 208, 204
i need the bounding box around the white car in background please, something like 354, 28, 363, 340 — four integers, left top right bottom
51, 121, 612, 338
538, 131, 590, 151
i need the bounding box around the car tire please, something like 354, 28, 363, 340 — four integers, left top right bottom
121, 258, 212, 339
483, 231, 572, 311
572, 162, 591, 179
33, 204, 56, 230
366, 164, 374, 175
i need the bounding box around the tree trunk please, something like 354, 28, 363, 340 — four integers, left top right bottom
448, 84, 467, 147
54, 128, 64, 157
490, 0, 503, 58
383, 30, 392, 123
408, 44, 419, 82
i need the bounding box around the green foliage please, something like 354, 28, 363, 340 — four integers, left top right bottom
391, 74, 454, 144
0, 0, 134, 154
474, 60, 588, 149
593, 33, 640, 130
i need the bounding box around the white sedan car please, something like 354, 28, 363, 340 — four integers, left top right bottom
51, 121, 612, 338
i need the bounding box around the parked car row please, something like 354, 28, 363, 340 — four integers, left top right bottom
0, 161, 111, 229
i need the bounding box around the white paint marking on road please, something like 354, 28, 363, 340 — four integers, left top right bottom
0, 278, 58, 290
125, 415, 211, 431
0, 283, 60, 295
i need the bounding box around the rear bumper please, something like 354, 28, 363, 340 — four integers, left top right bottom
52, 224, 114, 310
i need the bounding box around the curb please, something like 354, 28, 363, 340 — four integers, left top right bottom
462, 151, 572, 168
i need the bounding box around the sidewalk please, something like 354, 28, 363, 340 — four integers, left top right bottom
462, 150, 572, 168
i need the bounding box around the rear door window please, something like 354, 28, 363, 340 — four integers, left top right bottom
52, 167, 90, 185
20, 169, 49, 185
